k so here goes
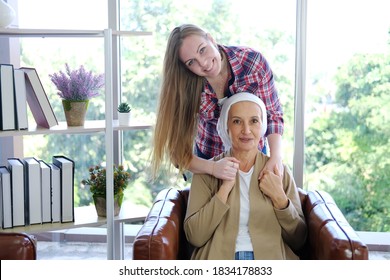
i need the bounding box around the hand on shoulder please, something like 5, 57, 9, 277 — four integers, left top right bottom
211, 156, 239, 180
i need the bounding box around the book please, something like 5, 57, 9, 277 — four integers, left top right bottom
52, 155, 74, 223
19, 67, 58, 129
49, 163, 61, 223
39, 160, 52, 223
0, 64, 17, 130
7, 158, 25, 227
0, 166, 12, 229
13, 68, 29, 130
23, 157, 42, 225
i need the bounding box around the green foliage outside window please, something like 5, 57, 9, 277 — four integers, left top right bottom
305, 53, 390, 231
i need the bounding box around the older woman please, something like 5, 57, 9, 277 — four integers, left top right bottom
184, 92, 307, 260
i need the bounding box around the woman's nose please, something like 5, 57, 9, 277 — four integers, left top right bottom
198, 57, 208, 68
242, 123, 251, 134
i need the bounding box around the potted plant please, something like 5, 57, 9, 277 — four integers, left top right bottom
81, 164, 131, 217
49, 63, 104, 126
117, 102, 131, 126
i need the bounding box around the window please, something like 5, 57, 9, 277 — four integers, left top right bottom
2, 0, 388, 234
305, 0, 390, 231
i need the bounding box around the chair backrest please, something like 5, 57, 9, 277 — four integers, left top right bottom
133, 187, 368, 260
0, 232, 37, 260
299, 188, 368, 260
133, 187, 193, 260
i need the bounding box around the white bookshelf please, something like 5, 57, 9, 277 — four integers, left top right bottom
0, 201, 149, 234
0, 120, 152, 137
0, 28, 151, 37
0, 27, 152, 260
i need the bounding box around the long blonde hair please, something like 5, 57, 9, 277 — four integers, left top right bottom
151, 24, 207, 178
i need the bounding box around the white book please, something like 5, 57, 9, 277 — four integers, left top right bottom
49, 163, 61, 223
0, 64, 16, 130
39, 160, 52, 223
0, 166, 12, 229
52, 155, 74, 223
13, 68, 29, 130
23, 157, 42, 225
19, 67, 58, 128
7, 158, 25, 227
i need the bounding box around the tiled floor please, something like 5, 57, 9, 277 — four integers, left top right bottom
37, 241, 134, 260
34, 225, 140, 259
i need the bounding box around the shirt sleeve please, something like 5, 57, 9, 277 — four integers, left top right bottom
184, 173, 230, 247
273, 165, 307, 251
254, 53, 284, 136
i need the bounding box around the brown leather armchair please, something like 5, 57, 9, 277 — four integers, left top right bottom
133, 187, 368, 260
0, 232, 37, 260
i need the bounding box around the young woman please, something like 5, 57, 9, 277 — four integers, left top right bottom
184, 93, 306, 260
151, 24, 284, 181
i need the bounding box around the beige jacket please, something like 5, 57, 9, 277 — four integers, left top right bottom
184, 151, 307, 260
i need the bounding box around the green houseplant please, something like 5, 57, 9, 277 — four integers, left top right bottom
49, 63, 104, 126
117, 102, 131, 126
82, 164, 131, 217
117, 102, 131, 113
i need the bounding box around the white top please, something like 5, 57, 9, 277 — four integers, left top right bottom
235, 166, 254, 252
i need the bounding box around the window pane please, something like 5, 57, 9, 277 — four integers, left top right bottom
17, 0, 107, 29
119, 0, 297, 196
305, 0, 390, 231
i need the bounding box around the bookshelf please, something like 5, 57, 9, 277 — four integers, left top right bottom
0, 120, 152, 137
0, 27, 152, 260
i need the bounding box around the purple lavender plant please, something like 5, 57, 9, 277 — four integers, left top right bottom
49, 63, 104, 101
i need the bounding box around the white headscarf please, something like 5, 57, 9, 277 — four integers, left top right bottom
217, 92, 267, 151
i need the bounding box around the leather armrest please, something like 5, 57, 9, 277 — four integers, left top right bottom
303, 190, 368, 260
133, 188, 189, 260
0, 232, 37, 260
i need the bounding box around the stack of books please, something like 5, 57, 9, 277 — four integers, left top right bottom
0, 155, 74, 229
0, 64, 58, 131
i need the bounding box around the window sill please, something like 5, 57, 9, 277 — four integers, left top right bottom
357, 231, 390, 252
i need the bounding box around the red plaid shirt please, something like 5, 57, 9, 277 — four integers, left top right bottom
195, 45, 284, 159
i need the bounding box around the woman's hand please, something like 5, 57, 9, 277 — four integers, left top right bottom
211, 157, 240, 180
217, 178, 236, 204
259, 165, 288, 209
259, 155, 283, 180
259, 133, 284, 180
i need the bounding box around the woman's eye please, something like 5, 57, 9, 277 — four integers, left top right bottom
187, 60, 194, 67
200, 47, 205, 54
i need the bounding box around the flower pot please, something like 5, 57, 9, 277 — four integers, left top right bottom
118, 112, 131, 126
62, 100, 89, 126
92, 192, 124, 217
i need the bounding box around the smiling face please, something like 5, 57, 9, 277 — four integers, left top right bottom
178, 34, 222, 78
227, 101, 263, 154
